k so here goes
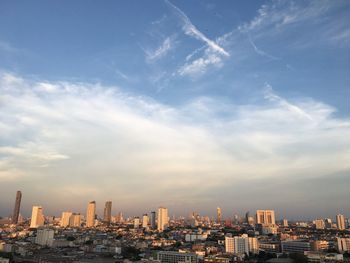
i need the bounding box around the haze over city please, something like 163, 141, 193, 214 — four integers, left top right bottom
0, 0, 350, 219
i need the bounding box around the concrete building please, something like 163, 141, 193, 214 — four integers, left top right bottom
225, 235, 249, 255
281, 240, 311, 253
30, 206, 44, 228
337, 237, 350, 253
217, 207, 222, 224
11, 190, 22, 224
157, 207, 168, 232
134, 217, 140, 229
156, 251, 198, 263
142, 214, 149, 228
150, 211, 156, 229
69, 213, 81, 227
60, 211, 73, 227
103, 201, 112, 225
336, 214, 345, 230
86, 201, 96, 227
315, 219, 325, 230
256, 210, 276, 225
35, 228, 54, 247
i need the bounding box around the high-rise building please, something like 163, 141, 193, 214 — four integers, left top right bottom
315, 219, 325, 230
103, 201, 112, 225
134, 217, 140, 229
11, 191, 22, 225
283, 219, 288, 227
337, 237, 350, 253
336, 214, 345, 230
157, 207, 168, 232
217, 207, 222, 224
115, 212, 123, 223
60, 212, 73, 227
86, 201, 96, 227
150, 211, 156, 229
256, 210, 276, 226
69, 213, 82, 227
35, 228, 54, 247
30, 206, 45, 228
142, 214, 149, 228
225, 235, 249, 255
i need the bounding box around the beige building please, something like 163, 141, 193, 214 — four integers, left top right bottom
157, 207, 168, 231
60, 211, 73, 227
30, 206, 44, 228
315, 219, 325, 230
35, 228, 54, 246
256, 210, 275, 225
86, 201, 96, 227
217, 207, 222, 224
336, 214, 345, 230
69, 213, 82, 227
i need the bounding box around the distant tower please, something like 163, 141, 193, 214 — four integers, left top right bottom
12, 191, 22, 224
256, 210, 276, 226
157, 207, 168, 231
60, 211, 73, 227
337, 214, 345, 230
217, 207, 222, 224
103, 201, 112, 225
142, 214, 149, 228
30, 206, 44, 228
245, 211, 250, 224
86, 201, 96, 227
150, 211, 156, 229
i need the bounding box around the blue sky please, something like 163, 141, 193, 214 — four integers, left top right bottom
0, 0, 349, 219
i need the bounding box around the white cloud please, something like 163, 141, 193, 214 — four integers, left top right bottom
1, 73, 350, 213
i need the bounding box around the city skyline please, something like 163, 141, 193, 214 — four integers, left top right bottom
1, 0, 350, 218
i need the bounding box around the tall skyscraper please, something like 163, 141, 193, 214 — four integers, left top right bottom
217, 207, 222, 224
30, 206, 44, 228
142, 214, 149, 228
11, 190, 22, 224
157, 207, 168, 232
150, 211, 156, 229
60, 211, 73, 227
103, 201, 112, 225
337, 214, 345, 230
134, 217, 140, 229
86, 201, 96, 227
256, 210, 276, 226
69, 213, 82, 227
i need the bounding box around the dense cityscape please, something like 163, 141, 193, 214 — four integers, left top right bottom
0, 191, 349, 263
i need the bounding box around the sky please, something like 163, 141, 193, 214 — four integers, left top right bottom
0, 0, 350, 220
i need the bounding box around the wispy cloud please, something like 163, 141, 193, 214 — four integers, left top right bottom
165, 0, 229, 57
145, 35, 175, 62
248, 37, 279, 60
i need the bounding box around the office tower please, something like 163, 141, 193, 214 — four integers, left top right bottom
115, 211, 124, 223
103, 201, 112, 225
225, 235, 249, 255
69, 213, 82, 227
217, 207, 222, 224
245, 211, 250, 224
35, 228, 54, 247
248, 237, 259, 254
283, 219, 288, 227
30, 206, 45, 228
86, 201, 96, 227
60, 211, 73, 227
142, 214, 149, 228
336, 214, 345, 230
150, 211, 156, 229
157, 207, 168, 231
134, 217, 140, 229
256, 210, 276, 225
11, 191, 22, 224
315, 219, 325, 230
